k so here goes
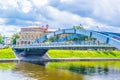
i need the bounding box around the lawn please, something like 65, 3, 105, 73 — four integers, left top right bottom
48, 50, 120, 58
0, 48, 16, 59
47, 61, 120, 69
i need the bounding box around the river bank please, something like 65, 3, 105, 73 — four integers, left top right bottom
0, 48, 120, 59
48, 50, 120, 58
0, 48, 16, 59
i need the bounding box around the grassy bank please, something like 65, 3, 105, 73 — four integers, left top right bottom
0, 63, 15, 70
0, 48, 16, 59
48, 50, 120, 58
47, 61, 120, 69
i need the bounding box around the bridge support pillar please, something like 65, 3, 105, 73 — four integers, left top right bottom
26, 49, 48, 56
23, 49, 27, 56
14, 49, 49, 59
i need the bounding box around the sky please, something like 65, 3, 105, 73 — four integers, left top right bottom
0, 0, 120, 37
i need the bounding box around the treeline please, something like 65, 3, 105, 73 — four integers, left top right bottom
0, 33, 19, 45
0, 34, 4, 44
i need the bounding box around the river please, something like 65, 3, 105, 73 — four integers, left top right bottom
0, 61, 120, 80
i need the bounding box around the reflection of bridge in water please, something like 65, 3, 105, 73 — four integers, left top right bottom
13, 28, 120, 59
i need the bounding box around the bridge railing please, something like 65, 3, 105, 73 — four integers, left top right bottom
13, 41, 111, 48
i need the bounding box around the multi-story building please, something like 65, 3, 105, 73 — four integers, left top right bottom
16, 25, 53, 45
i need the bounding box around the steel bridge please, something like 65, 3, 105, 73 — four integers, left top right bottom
33, 28, 120, 50
13, 28, 120, 57
13, 29, 120, 59
14, 28, 120, 50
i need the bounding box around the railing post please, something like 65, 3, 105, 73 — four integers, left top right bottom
63, 29, 65, 34
74, 29, 76, 34
90, 32, 92, 37
106, 37, 109, 44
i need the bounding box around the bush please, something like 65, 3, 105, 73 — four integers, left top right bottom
3, 46, 9, 49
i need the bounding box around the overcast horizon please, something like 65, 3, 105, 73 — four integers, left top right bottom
0, 0, 120, 37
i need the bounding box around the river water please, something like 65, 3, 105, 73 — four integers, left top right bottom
0, 61, 120, 80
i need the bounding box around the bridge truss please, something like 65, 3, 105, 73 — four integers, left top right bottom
34, 28, 120, 50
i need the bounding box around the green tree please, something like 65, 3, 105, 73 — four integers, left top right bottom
0, 34, 3, 44
73, 24, 84, 30
45, 37, 54, 42
45, 35, 60, 42
12, 34, 19, 45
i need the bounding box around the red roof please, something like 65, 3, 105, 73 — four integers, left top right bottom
21, 25, 49, 32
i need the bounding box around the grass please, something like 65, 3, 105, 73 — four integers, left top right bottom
0, 63, 15, 70
48, 50, 120, 58
0, 48, 16, 59
47, 50, 120, 73
47, 61, 120, 72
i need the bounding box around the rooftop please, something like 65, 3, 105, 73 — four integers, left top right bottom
21, 25, 49, 32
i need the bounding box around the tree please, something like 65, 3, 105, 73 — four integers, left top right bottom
73, 24, 84, 30
0, 34, 3, 44
45, 35, 60, 42
45, 37, 54, 42
12, 34, 19, 45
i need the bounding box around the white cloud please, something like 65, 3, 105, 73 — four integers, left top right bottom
52, 0, 120, 26
32, 0, 48, 7
0, 25, 20, 37
46, 6, 81, 24
0, 0, 120, 37
60, 0, 73, 3
93, 0, 120, 22
18, 0, 32, 13
39, 6, 120, 33
0, 0, 19, 9
0, 18, 6, 24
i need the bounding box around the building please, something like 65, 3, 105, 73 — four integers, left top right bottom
4, 37, 12, 46
16, 25, 53, 45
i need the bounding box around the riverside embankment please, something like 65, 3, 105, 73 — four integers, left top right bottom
48, 50, 120, 58
0, 48, 120, 62
0, 48, 16, 59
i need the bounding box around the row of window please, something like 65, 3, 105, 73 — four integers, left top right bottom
20, 33, 44, 39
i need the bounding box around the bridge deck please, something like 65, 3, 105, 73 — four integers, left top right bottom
13, 44, 115, 50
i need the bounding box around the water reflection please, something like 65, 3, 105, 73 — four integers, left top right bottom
68, 66, 109, 75
0, 63, 15, 70
0, 61, 120, 80
0, 62, 36, 80
47, 61, 120, 80
13, 62, 83, 80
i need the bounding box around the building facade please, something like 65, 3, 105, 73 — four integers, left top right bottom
16, 25, 52, 45
4, 37, 12, 45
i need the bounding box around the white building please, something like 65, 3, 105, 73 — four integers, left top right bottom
4, 37, 12, 45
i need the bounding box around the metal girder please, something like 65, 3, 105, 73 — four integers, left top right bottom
34, 28, 120, 50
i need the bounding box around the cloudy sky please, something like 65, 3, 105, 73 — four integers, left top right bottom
0, 0, 120, 36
